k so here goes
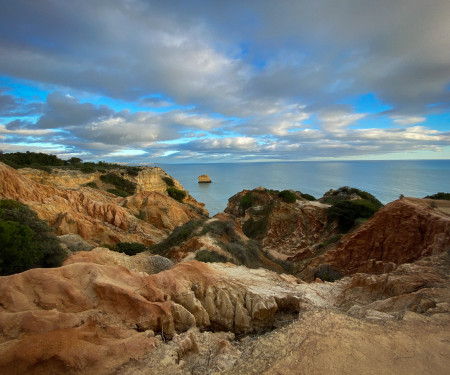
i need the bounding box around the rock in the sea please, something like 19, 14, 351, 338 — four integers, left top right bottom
198, 174, 212, 183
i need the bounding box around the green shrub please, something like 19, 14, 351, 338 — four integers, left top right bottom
162, 176, 175, 187
112, 242, 147, 256
323, 186, 382, 208
0, 199, 66, 275
278, 190, 297, 203
84, 181, 98, 189
328, 199, 380, 232
100, 172, 136, 195
80, 166, 96, 173
242, 216, 270, 239
200, 219, 236, 237
150, 220, 205, 256
301, 193, 316, 201
424, 192, 450, 200
239, 192, 253, 210
0, 151, 65, 169
167, 187, 186, 202
195, 250, 230, 263
126, 166, 141, 176
222, 240, 260, 268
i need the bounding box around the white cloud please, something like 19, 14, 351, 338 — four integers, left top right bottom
391, 115, 426, 125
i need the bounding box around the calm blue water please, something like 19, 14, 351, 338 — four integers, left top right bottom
160, 160, 450, 216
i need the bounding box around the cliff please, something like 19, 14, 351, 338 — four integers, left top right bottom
299, 198, 450, 279
0, 163, 208, 245
225, 188, 337, 260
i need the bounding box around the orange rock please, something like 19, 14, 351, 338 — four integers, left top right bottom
300, 198, 450, 279
0, 163, 207, 245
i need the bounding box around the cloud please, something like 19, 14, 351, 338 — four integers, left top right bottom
391, 115, 426, 126
0, 0, 449, 162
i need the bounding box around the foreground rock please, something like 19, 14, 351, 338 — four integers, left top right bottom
0, 163, 208, 245
0, 257, 340, 374
1, 247, 449, 374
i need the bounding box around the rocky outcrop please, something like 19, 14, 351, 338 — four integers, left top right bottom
0, 258, 342, 374
0, 163, 207, 245
225, 188, 336, 259
18, 167, 101, 189
1, 250, 449, 374
63, 247, 174, 275
198, 174, 211, 183
299, 198, 450, 279
121, 191, 207, 231
58, 234, 96, 252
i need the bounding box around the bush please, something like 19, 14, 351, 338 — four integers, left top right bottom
100, 172, 136, 195
323, 186, 382, 208
112, 242, 147, 256
150, 220, 205, 256
0, 199, 66, 275
278, 190, 297, 203
80, 166, 96, 173
162, 176, 175, 187
424, 192, 450, 200
195, 250, 230, 263
328, 199, 380, 232
84, 181, 98, 189
301, 193, 316, 201
0, 151, 65, 169
167, 187, 186, 202
126, 166, 141, 176
242, 216, 270, 239
239, 192, 253, 210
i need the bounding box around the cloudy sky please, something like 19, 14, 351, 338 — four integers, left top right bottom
1, 0, 449, 163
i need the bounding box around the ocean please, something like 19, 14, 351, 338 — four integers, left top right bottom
160, 160, 450, 216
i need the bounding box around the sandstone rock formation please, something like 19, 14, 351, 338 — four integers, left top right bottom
225, 188, 337, 259
198, 174, 211, 183
0, 163, 208, 245
299, 198, 450, 279
1, 249, 449, 374
0, 258, 342, 374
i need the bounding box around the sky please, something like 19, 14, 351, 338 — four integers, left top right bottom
0, 0, 449, 164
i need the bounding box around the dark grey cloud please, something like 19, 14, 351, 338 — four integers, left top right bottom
37, 92, 113, 128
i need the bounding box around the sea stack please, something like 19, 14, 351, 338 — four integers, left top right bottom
198, 174, 212, 183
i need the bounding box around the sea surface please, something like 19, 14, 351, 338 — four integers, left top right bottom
160, 160, 450, 216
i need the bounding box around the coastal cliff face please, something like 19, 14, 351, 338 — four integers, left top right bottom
0, 163, 208, 245
298, 198, 450, 279
225, 188, 336, 259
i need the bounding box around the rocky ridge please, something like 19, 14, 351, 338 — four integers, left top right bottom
0, 162, 208, 245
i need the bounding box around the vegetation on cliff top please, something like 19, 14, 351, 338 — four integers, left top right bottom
0, 199, 66, 275
0, 151, 143, 176
324, 187, 383, 232
424, 192, 450, 200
